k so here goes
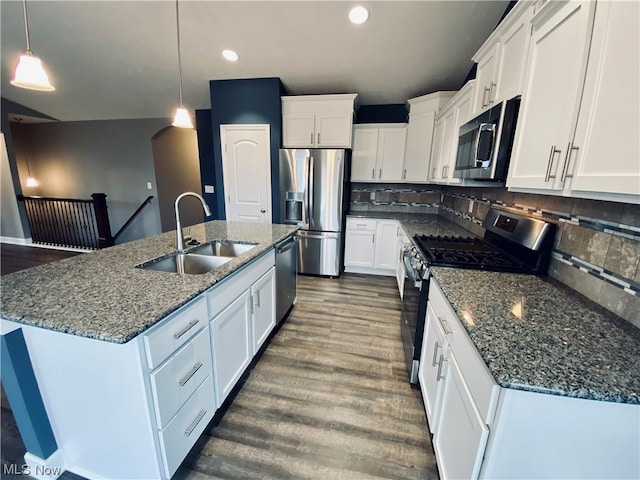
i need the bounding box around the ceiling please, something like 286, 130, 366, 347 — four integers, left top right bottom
0, 1, 510, 123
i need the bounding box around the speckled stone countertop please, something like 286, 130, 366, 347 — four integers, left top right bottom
430, 267, 640, 404
1, 221, 298, 344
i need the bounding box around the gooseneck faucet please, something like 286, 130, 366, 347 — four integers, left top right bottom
175, 192, 212, 252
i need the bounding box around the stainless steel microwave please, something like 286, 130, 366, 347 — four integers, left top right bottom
454, 97, 520, 181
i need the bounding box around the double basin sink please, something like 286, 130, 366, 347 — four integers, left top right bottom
138, 241, 257, 275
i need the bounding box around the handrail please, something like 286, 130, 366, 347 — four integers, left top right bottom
113, 196, 154, 242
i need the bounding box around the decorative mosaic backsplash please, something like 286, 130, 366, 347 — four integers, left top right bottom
350, 183, 640, 328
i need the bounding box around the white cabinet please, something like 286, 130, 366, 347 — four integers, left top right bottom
344, 217, 399, 275
429, 81, 475, 185
404, 92, 456, 183
472, 2, 533, 115
426, 276, 640, 480
563, 0, 640, 203
208, 250, 276, 406
251, 267, 276, 354
351, 124, 407, 182
507, 1, 592, 190
418, 301, 449, 433
373, 220, 399, 270
282, 94, 358, 148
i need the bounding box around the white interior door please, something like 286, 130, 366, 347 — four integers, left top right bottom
220, 124, 272, 223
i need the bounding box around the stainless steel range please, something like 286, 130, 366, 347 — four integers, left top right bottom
401, 208, 555, 384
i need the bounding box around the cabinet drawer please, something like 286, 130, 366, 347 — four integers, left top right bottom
346, 218, 377, 232
429, 279, 498, 423
144, 296, 208, 369
150, 327, 212, 429
159, 375, 215, 478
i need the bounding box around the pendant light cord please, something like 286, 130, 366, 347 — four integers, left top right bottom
175, 0, 184, 106
22, 0, 32, 53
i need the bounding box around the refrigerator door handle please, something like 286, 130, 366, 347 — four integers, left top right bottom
308, 155, 315, 228
301, 154, 310, 229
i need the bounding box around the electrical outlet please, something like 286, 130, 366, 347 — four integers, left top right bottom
147, 182, 152, 190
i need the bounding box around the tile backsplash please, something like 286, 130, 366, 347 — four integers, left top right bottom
350, 183, 640, 328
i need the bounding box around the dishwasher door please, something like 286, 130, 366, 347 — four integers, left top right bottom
275, 235, 298, 324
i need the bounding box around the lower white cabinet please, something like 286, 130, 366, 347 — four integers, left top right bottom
395, 227, 410, 298
344, 217, 399, 276
423, 277, 640, 480
251, 267, 276, 354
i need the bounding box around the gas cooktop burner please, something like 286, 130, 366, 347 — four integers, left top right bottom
413, 234, 531, 272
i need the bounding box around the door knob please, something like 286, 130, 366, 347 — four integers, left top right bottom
260, 209, 266, 213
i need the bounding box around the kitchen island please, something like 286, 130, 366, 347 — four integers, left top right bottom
0, 221, 298, 480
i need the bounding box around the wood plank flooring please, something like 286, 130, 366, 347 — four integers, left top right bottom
1, 243, 82, 276
1, 266, 438, 479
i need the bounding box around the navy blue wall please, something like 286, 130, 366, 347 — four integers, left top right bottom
200, 77, 284, 222
355, 104, 408, 124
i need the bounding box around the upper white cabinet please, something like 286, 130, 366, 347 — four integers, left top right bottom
429, 81, 475, 185
507, 0, 639, 204
404, 92, 456, 183
351, 124, 407, 182
472, 2, 533, 115
282, 94, 358, 148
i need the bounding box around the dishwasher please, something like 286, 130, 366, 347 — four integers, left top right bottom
275, 234, 298, 324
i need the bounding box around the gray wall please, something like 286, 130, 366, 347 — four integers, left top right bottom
10, 118, 167, 244
0, 133, 25, 240
152, 127, 204, 232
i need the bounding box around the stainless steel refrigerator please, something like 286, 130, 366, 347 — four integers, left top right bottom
279, 149, 350, 277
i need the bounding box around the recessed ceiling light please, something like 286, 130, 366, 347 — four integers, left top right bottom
349, 5, 369, 24
222, 50, 238, 62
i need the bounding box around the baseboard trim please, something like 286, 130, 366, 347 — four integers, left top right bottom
0, 238, 92, 253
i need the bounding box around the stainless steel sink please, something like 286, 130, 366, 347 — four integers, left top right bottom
189, 240, 257, 257
138, 253, 232, 274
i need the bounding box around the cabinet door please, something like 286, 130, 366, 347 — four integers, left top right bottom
434, 355, 490, 480
316, 112, 353, 148
210, 290, 252, 406
418, 301, 447, 433
494, 5, 532, 106
429, 116, 445, 182
404, 112, 436, 183
473, 46, 499, 115
351, 128, 379, 181
252, 267, 276, 354
377, 127, 406, 182
438, 108, 460, 184
374, 221, 399, 270
395, 229, 410, 298
344, 229, 376, 268
283, 113, 316, 148
507, 1, 594, 191
568, 1, 640, 200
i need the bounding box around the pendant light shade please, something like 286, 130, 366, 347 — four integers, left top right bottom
11, 0, 55, 91
172, 0, 192, 129
172, 106, 193, 129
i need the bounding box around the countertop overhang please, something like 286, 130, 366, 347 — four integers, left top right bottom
0, 221, 298, 344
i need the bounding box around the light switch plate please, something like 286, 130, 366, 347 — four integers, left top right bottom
204, 185, 215, 194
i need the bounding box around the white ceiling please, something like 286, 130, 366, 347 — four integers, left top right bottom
0, 1, 510, 122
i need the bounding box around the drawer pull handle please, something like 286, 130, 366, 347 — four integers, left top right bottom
255, 289, 261, 308
179, 362, 203, 386
432, 341, 441, 367
184, 409, 207, 437
436, 354, 447, 381
173, 319, 199, 340
438, 316, 452, 335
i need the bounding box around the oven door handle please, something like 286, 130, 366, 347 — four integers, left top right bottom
402, 252, 421, 287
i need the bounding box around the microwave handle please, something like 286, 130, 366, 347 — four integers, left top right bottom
474, 123, 496, 167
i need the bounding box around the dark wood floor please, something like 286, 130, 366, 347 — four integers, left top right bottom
1, 248, 438, 479
1, 243, 83, 276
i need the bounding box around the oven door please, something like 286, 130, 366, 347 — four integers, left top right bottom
400, 254, 429, 384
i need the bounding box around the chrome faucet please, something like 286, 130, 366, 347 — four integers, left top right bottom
175, 192, 212, 252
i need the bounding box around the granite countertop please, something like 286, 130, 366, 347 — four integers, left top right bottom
1, 221, 298, 344
430, 267, 640, 405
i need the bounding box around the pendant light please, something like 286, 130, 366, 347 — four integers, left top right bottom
172, 0, 193, 128
11, 0, 55, 91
